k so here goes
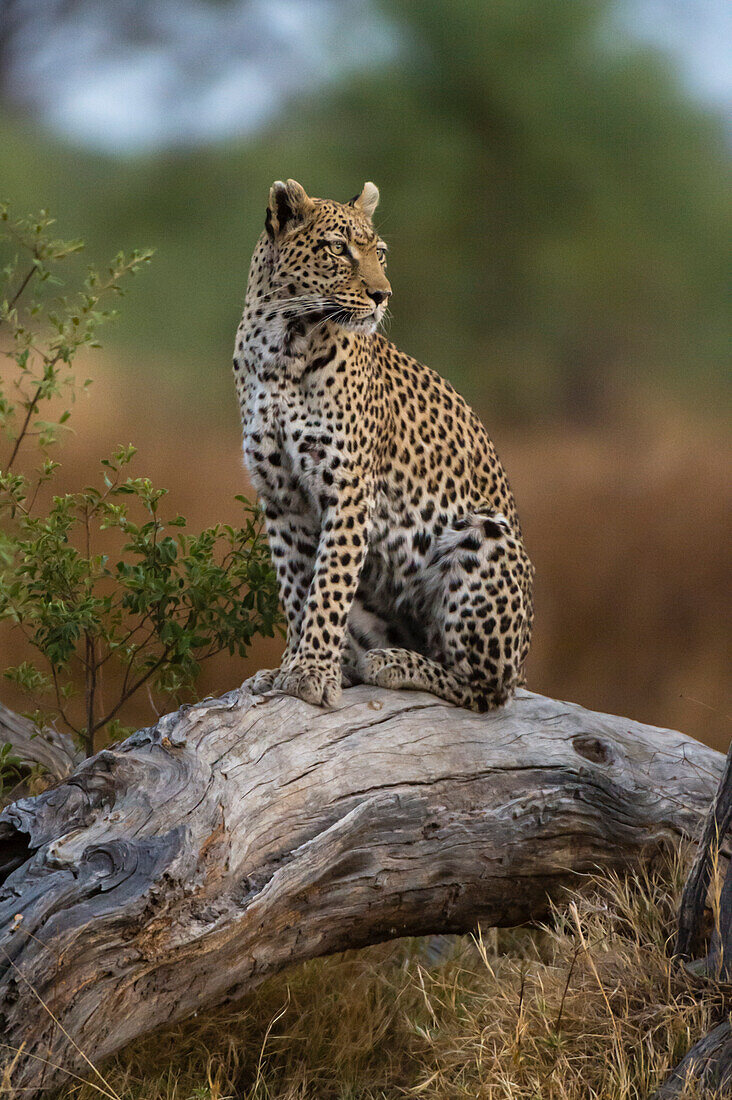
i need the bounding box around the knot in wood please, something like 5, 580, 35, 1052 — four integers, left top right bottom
572, 734, 615, 766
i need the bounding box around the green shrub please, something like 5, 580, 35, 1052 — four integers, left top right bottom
0, 205, 281, 757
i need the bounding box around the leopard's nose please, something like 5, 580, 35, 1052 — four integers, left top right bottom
366, 289, 389, 306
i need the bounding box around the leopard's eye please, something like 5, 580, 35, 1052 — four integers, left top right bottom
329, 239, 347, 256
376, 246, 388, 266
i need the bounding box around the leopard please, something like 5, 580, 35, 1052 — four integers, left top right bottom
233, 178, 533, 712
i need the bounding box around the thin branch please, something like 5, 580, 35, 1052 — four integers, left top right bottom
5, 352, 63, 473
95, 618, 155, 670
50, 663, 81, 737
84, 631, 96, 757
3, 261, 38, 322
92, 651, 169, 734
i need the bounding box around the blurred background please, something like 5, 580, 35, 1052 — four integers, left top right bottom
0, 0, 729, 748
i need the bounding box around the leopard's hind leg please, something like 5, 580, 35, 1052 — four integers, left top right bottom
361, 509, 533, 712
362, 647, 495, 711
341, 599, 395, 687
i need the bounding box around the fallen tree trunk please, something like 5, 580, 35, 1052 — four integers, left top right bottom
0, 686, 724, 1097
652, 1021, 732, 1099
0, 702, 82, 782
675, 741, 732, 973
651, 741, 732, 1098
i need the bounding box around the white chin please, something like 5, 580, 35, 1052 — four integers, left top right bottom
341, 313, 379, 334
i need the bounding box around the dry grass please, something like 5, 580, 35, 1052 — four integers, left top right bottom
45, 852, 728, 1100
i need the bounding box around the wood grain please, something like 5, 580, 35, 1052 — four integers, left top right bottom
0, 686, 724, 1096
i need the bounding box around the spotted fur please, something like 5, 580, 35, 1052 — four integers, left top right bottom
233, 179, 534, 711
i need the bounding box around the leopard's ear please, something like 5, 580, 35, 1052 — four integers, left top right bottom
349, 182, 380, 221
265, 179, 316, 240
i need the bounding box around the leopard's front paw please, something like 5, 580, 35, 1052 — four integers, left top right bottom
274, 657, 342, 708
239, 667, 281, 696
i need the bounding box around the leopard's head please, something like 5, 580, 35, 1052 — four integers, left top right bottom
262, 179, 391, 333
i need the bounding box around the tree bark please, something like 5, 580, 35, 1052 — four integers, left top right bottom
0, 702, 82, 782
675, 741, 732, 973
651, 1020, 732, 1099
651, 741, 732, 1098
0, 685, 725, 1097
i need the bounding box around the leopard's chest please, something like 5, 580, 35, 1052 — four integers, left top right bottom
239, 370, 343, 508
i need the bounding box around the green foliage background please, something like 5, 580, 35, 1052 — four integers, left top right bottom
0, 0, 729, 420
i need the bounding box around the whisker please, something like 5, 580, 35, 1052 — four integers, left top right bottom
264, 297, 337, 319
265, 300, 327, 316
311, 311, 341, 337
257, 293, 329, 310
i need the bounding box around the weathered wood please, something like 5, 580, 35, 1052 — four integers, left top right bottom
652, 741, 732, 1099
0, 686, 724, 1097
675, 740, 732, 973
652, 1020, 732, 1099
0, 701, 82, 782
